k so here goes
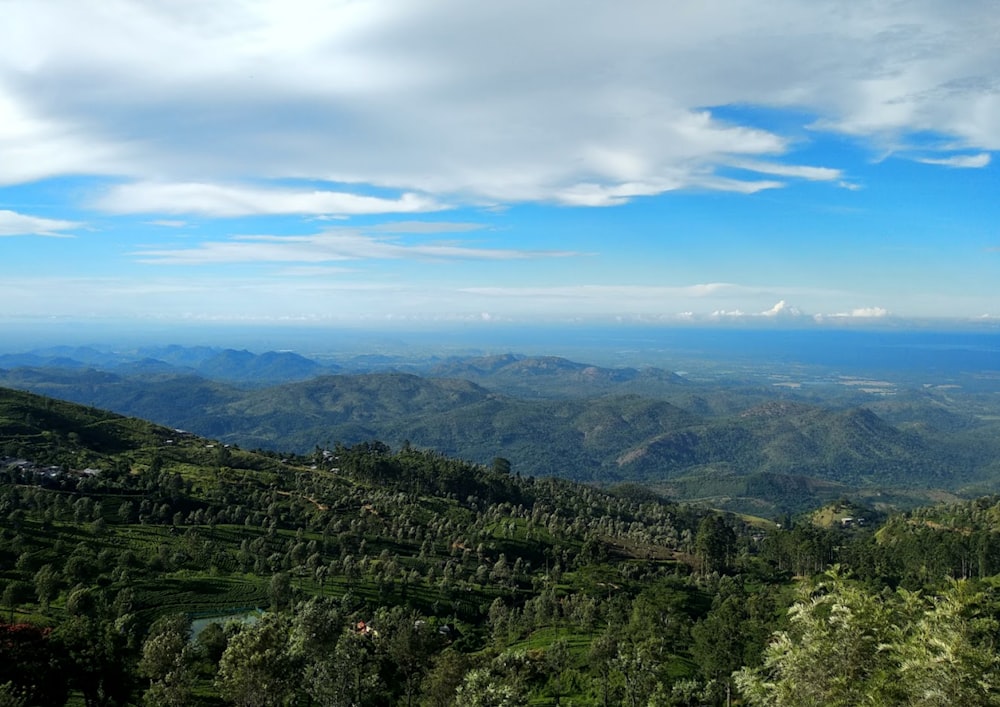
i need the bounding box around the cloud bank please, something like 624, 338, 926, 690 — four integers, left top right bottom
2, 0, 998, 211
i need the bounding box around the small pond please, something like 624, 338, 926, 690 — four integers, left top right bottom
189, 608, 263, 641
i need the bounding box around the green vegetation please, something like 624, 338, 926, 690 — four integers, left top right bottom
736, 572, 1000, 706
7, 354, 1000, 514
4, 386, 1000, 705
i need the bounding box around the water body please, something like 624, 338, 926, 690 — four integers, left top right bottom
189, 608, 262, 641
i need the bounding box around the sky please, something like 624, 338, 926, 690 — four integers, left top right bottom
2, 0, 1000, 332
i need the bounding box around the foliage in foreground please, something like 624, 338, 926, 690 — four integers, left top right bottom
737, 571, 1000, 706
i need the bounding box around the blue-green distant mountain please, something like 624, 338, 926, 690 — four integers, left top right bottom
0, 345, 338, 384
4, 346, 1000, 514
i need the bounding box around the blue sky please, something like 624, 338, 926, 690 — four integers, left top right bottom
2, 0, 999, 330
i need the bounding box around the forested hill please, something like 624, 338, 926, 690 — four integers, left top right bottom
6, 386, 1000, 705
0, 386, 724, 705
5, 357, 1000, 514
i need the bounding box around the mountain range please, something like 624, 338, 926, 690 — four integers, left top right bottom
3, 345, 999, 514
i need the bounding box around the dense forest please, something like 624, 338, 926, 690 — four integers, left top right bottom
3, 386, 1000, 705
6, 349, 1000, 517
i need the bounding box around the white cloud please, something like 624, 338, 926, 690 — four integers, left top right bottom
455, 287, 857, 322
684, 176, 786, 195
0, 209, 79, 237
708, 300, 806, 319
730, 160, 843, 181
0, 91, 127, 186
916, 153, 991, 168
0, 270, 914, 324
96, 182, 443, 217
760, 300, 805, 317
4, 0, 997, 207
685, 283, 743, 297
134, 229, 579, 265
824, 306, 891, 319
848, 306, 890, 318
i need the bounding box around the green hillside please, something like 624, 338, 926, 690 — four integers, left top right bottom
5, 362, 1000, 515
0, 386, 725, 704
6, 387, 1000, 705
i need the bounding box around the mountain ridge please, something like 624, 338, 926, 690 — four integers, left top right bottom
3, 345, 1000, 513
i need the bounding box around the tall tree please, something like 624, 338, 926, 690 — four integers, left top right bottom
419, 650, 470, 707
588, 630, 621, 707
2, 582, 31, 623
269, 571, 292, 611
288, 598, 353, 707
54, 615, 136, 707
138, 614, 196, 707
32, 564, 60, 611
377, 608, 441, 707
694, 515, 736, 575
216, 613, 300, 707
691, 580, 774, 706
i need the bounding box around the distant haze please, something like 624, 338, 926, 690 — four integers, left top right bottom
2, 322, 998, 383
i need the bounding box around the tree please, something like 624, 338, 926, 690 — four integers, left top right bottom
734, 573, 1000, 706
54, 615, 136, 707
309, 629, 382, 707
269, 571, 292, 611
63, 554, 93, 585
118, 501, 135, 523
627, 581, 691, 654
694, 515, 736, 574
691, 581, 773, 706
611, 638, 667, 707
736, 573, 901, 706
138, 614, 196, 707
490, 554, 511, 588
588, 630, 621, 707
543, 637, 579, 706
216, 613, 300, 707
0, 681, 27, 707
420, 650, 470, 707
288, 598, 359, 707
454, 662, 529, 707
377, 608, 441, 707
195, 621, 228, 665
2, 582, 32, 623
65, 586, 100, 617
889, 580, 1000, 706
33, 564, 60, 611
